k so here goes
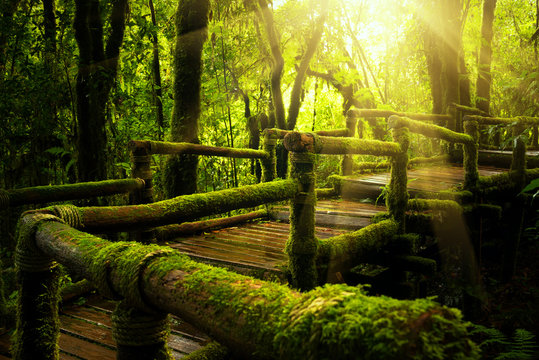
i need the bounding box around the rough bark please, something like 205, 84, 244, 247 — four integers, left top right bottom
422, 28, 443, 114
475, 0, 497, 114
165, 0, 210, 197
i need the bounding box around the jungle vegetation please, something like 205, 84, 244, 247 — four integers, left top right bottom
1, 0, 539, 358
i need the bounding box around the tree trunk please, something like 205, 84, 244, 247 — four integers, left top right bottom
475, 0, 497, 114
149, 0, 165, 140
74, 0, 128, 183
164, 0, 210, 197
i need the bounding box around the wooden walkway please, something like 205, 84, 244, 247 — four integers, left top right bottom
0, 295, 209, 360
0, 163, 511, 359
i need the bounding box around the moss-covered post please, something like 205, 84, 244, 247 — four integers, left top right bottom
387, 127, 409, 233
13, 213, 61, 360
510, 123, 526, 188
341, 113, 357, 176
112, 301, 172, 360
463, 120, 479, 191
261, 129, 278, 182
285, 136, 318, 290
130, 142, 154, 243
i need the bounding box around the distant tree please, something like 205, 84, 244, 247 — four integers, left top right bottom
475, 0, 497, 114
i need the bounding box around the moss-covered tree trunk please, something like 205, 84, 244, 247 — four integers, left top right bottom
164, 0, 210, 197
74, 0, 128, 183
475, 0, 497, 114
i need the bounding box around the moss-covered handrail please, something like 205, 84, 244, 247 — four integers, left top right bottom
348, 108, 452, 122
463, 115, 539, 126
388, 115, 474, 145
0, 178, 145, 207
388, 115, 479, 189
16, 213, 480, 359
262, 127, 352, 140
43, 179, 298, 232
282, 132, 402, 156
450, 104, 489, 117
129, 140, 269, 159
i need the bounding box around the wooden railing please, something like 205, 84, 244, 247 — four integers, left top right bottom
13, 209, 480, 360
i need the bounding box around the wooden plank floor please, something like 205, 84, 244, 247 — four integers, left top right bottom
341, 164, 507, 199
168, 220, 349, 274
0, 295, 210, 359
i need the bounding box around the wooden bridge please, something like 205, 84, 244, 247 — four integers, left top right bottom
1, 109, 539, 359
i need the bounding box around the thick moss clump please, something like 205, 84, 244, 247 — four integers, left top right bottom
182, 342, 229, 360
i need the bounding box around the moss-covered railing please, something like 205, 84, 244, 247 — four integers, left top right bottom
0, 178, 145, 208
281, 127, 413, 290
388, 115, 479, 190
14, 211, 480, 360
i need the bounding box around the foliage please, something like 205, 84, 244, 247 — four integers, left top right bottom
471, 324, 539, 359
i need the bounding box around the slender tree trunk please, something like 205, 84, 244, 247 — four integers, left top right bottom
164, 0, 210, 197
423, 29, 443, 114
475, 0, 497, 114
441, 0, 460, 113
0, 0, 21, 76
286, 0, 328, 130
149, 0, 165, 140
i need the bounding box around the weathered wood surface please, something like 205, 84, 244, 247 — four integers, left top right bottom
340, 164, 507, 200
0, 294, 210, 359
168, 220, 347, 273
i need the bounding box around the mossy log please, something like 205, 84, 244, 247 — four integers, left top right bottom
45, 180, 298, 232
348, 109, 451, 122
317, 220, 400, 283
315, 128, 350, 137
388, 116, 474, 145
31, 217, 480, 360
450, 104, 489, 116
153, 209, 268, 240
283, 132, 401, 156
463, 115, 539, 126
2, 179, 145, 207
129, 140, 269, 159
407, 199, 463, 216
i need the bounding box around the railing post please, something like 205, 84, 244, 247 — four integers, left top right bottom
112, 301, 172, 360
286, 147, 318, 291
130, 141, 154, 243
13, 213, 61, 360
341, 112, 358, 176
510, 123, 526, 188
387, 127, 409, 233
463, 120, 479, 190
261, 130, 278, 182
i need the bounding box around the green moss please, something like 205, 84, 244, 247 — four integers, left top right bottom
36, 221, 480, 359
387, 127, 410, 232
182, 342, 229, 360
388, 115, 474, 145
317, 136, 401, 156
286, 152, 318, 291
463, 121, 479, 190
407, 199, 463, 216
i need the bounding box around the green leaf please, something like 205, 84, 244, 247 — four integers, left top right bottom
520, 178, 539, 194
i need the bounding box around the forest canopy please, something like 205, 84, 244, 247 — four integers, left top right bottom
0, 0, 538, 194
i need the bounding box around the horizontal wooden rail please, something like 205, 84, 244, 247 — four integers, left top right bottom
44, 179, 298, 232
21, 214, 480, 359
450, 103, 489, 116
348, 108, 451, 122
463, 115, 539, 126
282, 132, 401, 156
263, 128, 351, 140
388, 115, 474, 144
129, 140, 269, 159
1, 178, 145, 207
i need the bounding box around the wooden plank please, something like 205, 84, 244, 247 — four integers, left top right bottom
58, 332, 116, 360
60, 315, 115, 347
175, 237, 286, 261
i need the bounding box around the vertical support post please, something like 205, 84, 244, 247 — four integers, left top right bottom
510, 123, 526, 188
261, 130, 278, 182
387, 127, 409, 233
112, 301, 172, 360
286, 150, 318, 291
130, 141, 155, 243
532, 125, 539, 148
13, 214, 61, 360
463, 120, 479, 191
341, 113, 357, 176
